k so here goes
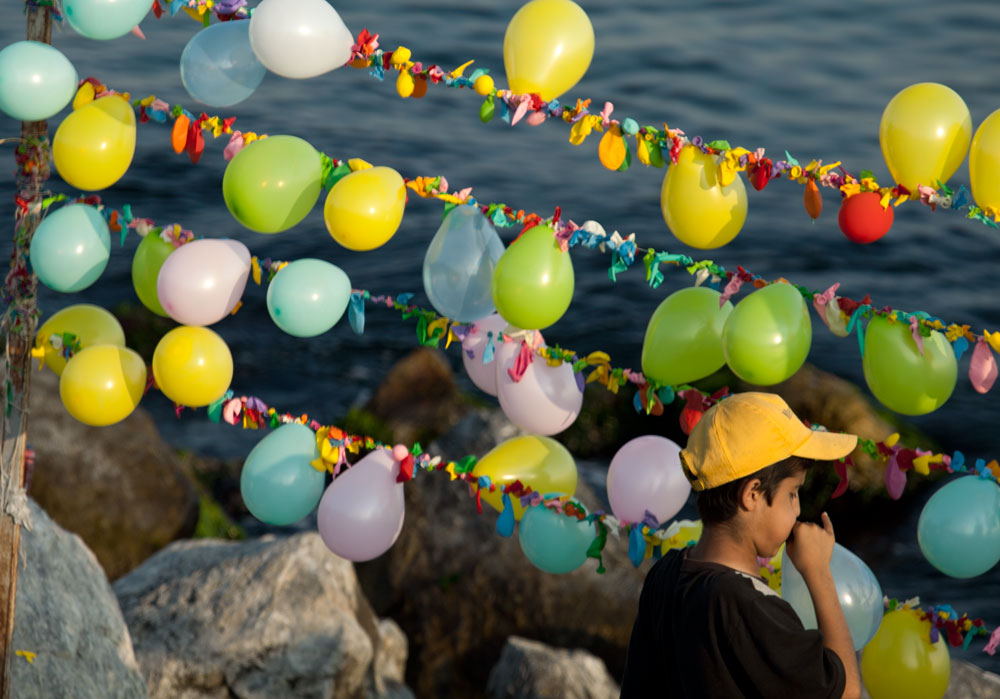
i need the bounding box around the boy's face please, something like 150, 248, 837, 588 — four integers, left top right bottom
750, 471, 804, 559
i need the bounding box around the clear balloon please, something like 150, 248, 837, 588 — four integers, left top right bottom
152, 326, 233, 407
917, 476, 1000, 578
861, 609, 950, 699
35, 304, 125, 376
249, 0, 354, 79
641, 286, 733, 386
461, 313, 510, 396
492, 224, 574, 330
52, 95, 136, 191
156, 239, 251, 326
473, 435, 577, 520
503, 0, 594, 101
241, 423, 325, 526
59, 345, 146, 426
30, 204, 110, 293
266, 259, 352, 337
495, 334, 583, 435
607, 436, 689, 525
181, 21, 266, 108
323, 167, 406, 251
0, 41, 77, 121
519, 499, 595, 574
62, 0, 150, 40
131, 233, 174, 317
969, 108, 1000, 212
316, 449, 405, 561
661, 145, 748, 249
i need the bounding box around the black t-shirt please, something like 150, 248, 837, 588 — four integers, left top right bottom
620, 548, 846, 698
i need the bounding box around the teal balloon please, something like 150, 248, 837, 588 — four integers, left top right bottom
181, 21, 266, 108
918, 476, 1000, 578
240, 423, 325, 526
266, 259, 352, 337
30, 204, 110, 293
0, 41, 78, 121
63, 0, 151, 40
641, 286, 733, 386
518, 497, 594, 574
722, 283, 812, 385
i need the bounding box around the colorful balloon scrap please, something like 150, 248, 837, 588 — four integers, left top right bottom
241, 422, 325, 526
323, 166, 407, 251
0, 41, 78, 121
52, 95, 136, 191
29, 204, 110, 293
34, 304, 125, 376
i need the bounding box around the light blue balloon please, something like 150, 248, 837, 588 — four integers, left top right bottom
781, 543, 883, 651
240, 423, 325, 526
0, 41, 78, 122
266, 259, 352, 338
63, 0, 151, 40
30, 204, 110, 293
423, 205, 505, 322
180, 21, 267, 108
518, 497, 595, 574
918, 476, 1000, 578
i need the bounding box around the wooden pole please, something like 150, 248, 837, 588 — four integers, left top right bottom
0, 3, 52, 694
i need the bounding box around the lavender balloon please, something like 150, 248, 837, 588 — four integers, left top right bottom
607, 436, 690, 524
495, 333, 583, 435
157, 239, 251, 326
317, 448, 405, 562
461, 313, 509, 396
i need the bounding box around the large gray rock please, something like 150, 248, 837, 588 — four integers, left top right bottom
12, 499, 148, 698
113, 532, 413, 699
486, 637, 620, 699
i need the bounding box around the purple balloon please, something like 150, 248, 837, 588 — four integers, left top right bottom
156, 238, 251, 326
496, 333, 582, 435
316, 449, 405, 562
461, 313, 509, 396
607, 435, 690, 524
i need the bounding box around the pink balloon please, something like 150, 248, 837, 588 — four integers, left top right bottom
316, 449, 405, 562
607, 435, 690, 524
461, 313, 510, 396
495, 334, 583, 435
156, 238, 251, 326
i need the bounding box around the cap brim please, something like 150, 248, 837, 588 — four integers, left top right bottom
792, 430, 858, 461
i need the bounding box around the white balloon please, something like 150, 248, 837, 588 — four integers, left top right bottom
249, 0, 354, 79
461, 313, 509, 396
156, 239, 251, 326
496, 333, 583, 435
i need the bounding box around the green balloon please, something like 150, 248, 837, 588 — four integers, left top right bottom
222, 135, 322, 234
131, 233, 174, 316
641, 286, 733, 385
862, 314, 956, 415
491, 225, 574, 330
722, 283, 812, 385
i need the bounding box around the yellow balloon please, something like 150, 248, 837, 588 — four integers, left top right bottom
152, 326, 233, 407
53, 95, 136, 191
35, 304, 125, 376
59, 345, 146, 427
661, 145, 748, 249
969, 108, 1000, 211
879, 83, 971, 191
473, 435, 577, 520
503, 0, 594, 101
323, 167, 406, 251
861, 609, 950, 699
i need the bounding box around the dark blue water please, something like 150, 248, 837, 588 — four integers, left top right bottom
2, 0, 999, 673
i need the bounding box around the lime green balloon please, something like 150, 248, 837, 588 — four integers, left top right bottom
222, 135, 322, 233
491, 224, 574, 330
641, 286, 733, 386
131, 233, 174, 316
862, 314, 956, 415
722, 283, 812, 385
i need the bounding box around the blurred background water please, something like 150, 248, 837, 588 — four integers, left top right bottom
1, 0, 999, 672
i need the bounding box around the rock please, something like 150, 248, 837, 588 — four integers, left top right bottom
486, 636, 620, 699
13, 499, 148, 698
27, 367, 199, 580
113, 532, 414, 699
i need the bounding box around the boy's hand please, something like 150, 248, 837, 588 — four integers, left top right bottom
786, 512, 836, 582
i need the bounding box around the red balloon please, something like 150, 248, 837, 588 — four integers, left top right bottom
838, 192, 894, 244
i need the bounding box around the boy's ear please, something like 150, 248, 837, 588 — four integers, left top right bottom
739, 478, 763, 512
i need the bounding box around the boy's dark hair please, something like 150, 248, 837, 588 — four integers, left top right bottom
695, 455, 809, 525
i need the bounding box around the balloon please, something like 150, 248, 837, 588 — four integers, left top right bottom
240, 423, 325, 525
861, 609, 950, 699
152, 326, 233, 407
917, 476, 1000, 578
838, 192, 894, 244
181, 21, 266, 108
607, 436, 690, 525
59, 345, 146, 426
503, 0, 594, 101
423, 206, 505, 322
969, 108, 1000, 211
0, 41, 77, 121
879, 82, 971, 191
473, 435, 577, 520
496, 334, 583, 435
519, 498, 595, 574
661, 145, 748, 250
222, 135, 322, 233
156, 239, 251, 326
266, 259, 352, 337
35, 304, 125, 376
316, 448, 405, 561
781, 543, 883, 651
30, 204, 110, 293
249, 0, 354, 79
52, 95, 136, 191
862, 314, 956, 415
492, 225, 574, 330
323, 167, 406, 251
62, 0, 150, 40
131, 233, 174, 317
461, 313, 510, 396
641, 287, 733, 386
722, 283, 812, 386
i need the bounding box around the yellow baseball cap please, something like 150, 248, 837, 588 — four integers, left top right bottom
679, 392, 858, 491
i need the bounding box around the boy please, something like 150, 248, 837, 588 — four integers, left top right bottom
620, 392, 863, 699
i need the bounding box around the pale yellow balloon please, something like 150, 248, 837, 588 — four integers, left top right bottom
323, 167, 406, 251
503, 0, 594, 101
152, 326, 233, 407
472, 435, 577, 520
969, 108, 1000, 211
660, 145, 748, 249
35, 304, 125, 376
53, 95, 136, 191
59, 345, 146, 427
